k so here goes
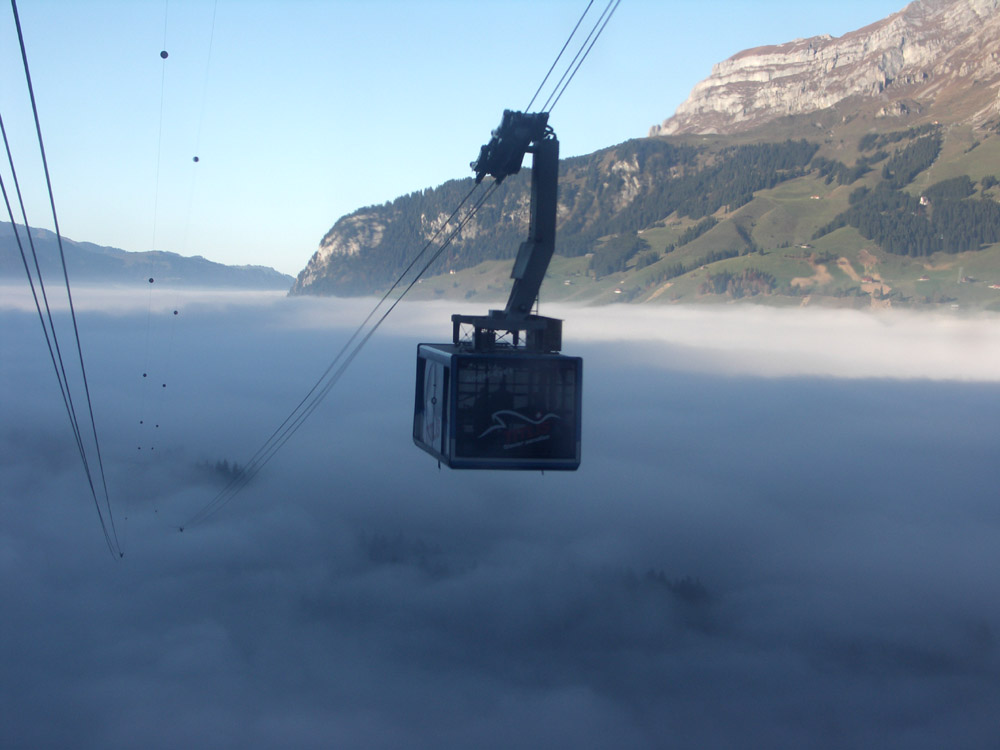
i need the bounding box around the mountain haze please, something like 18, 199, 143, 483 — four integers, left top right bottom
293, 0, 1000, 312
1, 222, 293, 290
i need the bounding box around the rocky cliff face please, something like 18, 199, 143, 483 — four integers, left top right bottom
651, 0, 1000, 136
293, 211, 390, 291
289, 144, 703, 297
294, 0, 1000, 302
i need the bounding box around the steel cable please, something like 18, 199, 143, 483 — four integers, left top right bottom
181, 181, 494, 527
9, 0, 121, 557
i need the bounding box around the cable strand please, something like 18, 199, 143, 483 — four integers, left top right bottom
548, 0, 621, 113
539, 0, 615, 113
525, 0, 595, 112
193, 180, 483, 514
11, 0, 121, 557
181, 181, 499, 528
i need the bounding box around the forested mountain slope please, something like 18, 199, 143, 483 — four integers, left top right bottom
293, 0, 1000, 311
292, 116, 1000, 311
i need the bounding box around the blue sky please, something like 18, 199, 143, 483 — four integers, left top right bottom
2, 0, 907, 276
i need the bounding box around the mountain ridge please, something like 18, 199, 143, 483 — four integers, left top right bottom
651, 0, 1000, 136
291, 0, 1000, 312
1, 222, 293, 290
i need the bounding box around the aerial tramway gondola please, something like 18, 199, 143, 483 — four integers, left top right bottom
413, 110, 582, 470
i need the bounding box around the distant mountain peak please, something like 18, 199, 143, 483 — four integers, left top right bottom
0, 222, 293, 290
650, 0, 1000, 136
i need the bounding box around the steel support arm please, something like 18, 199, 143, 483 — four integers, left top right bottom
504, 136, 559, 319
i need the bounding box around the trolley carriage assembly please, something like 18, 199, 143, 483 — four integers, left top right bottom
412, 110, 582, 470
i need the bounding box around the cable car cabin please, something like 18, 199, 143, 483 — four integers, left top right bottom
412, 110, 582, 470
413, 343, 582, 470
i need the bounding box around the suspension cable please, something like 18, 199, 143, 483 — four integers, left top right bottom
1, 115, 85, 462
9, 0, 121, 557
177, 0, 621, 528
180, 181, 500, 528
0, 167, 91, 502
540, 0, 620, 113
525, 0, 595, 112
548, 0, 621, 113
206, 180, 481, 497
139, 0, 172, 451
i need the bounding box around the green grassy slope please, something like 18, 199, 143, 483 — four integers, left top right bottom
406, 114, 1000, 312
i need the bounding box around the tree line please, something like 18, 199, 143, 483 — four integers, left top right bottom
298, 120, 997, 295
299, 138, 821, 294
815, 179, 1000, 256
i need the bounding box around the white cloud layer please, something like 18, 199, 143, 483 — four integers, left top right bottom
6, 286, 997, 380
2, 289, 999, 749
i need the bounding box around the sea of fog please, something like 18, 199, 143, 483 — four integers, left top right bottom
2, 285, 999, 749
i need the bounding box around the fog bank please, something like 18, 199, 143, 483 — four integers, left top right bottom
2, 291, 998, 749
